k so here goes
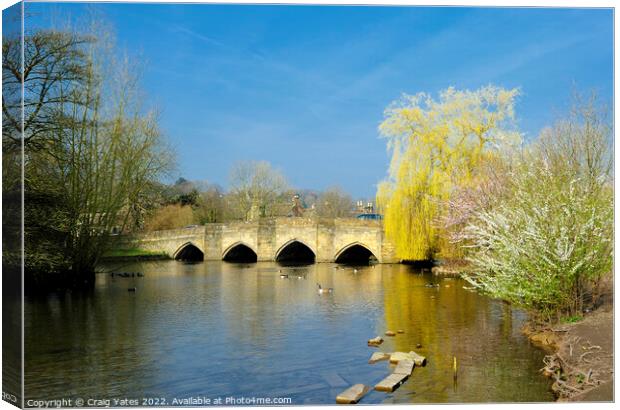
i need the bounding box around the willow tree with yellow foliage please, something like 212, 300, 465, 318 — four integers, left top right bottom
376, 86, 520, 261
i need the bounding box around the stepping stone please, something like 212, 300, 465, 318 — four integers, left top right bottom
367, 336, 383, 346
397, 330, 404, 334
385, 330, 396, 336
408, 351, 427, 367
393, 359, 415, 375
368, 352, 390, 364
285, 383, 326, 395
390, 351, 427, 366
389, 352, 411, 364
321, 371, 348, 388
336, 384, 370, 404
374, 373, 409, 392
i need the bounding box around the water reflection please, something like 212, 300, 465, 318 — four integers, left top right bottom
24, 261, 553, 404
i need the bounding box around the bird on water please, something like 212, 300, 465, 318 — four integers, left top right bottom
317, 283, 333, 294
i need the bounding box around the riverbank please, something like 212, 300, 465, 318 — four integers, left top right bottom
101, 248, 169, 262
524, 305, 613, 402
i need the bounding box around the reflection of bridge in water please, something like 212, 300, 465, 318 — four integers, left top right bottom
121, 217, 398, 264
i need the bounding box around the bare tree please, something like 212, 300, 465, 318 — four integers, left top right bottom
315, 186, 354, 218
3, 26, 174, 288
3, 31, 92, 149
3, 30, 95, 281
228, 161, 289, 221
195, 184, 227, 223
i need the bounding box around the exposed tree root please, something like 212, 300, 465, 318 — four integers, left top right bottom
540, 349, 603, 399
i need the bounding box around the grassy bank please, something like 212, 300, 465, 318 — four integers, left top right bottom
102, 248, 169, 261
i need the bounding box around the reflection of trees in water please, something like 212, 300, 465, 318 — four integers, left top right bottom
26, 261, 222, 398
380, 267, 553, 402
3, 295, 22, 402
25, 287, 147, 398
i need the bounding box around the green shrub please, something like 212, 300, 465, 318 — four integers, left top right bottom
460, 95, 613, 321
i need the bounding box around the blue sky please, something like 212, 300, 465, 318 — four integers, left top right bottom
26, 3, 613, 198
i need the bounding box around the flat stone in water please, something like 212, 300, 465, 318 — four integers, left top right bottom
321, 371, 348, 388
367, 336, 383, 346
336, 384, 370, 404
393, 359, 415, 375
408, 351, 427, 367
285, 383, 326, 396
375, 373, 409, 392
368, 352, 390, 364
389, 352, 411, 364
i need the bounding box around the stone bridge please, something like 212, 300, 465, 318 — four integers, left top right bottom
120, 217, 398, 264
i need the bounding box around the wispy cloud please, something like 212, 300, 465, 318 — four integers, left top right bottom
170, 24, 227, 48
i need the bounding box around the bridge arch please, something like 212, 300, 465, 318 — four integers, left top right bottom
275, 238, 316, 264
173, 242, 204, 261
222, 241, 258, 263
334, 242, 378, 264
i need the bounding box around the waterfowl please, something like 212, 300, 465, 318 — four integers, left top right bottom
127, 287, 137, 292
317, 283, 333, 294
280, 273, 288, 279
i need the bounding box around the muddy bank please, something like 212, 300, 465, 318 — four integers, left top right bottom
524, 306, 613, 402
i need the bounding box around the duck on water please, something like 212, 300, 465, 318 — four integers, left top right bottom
317, 283, 333, 294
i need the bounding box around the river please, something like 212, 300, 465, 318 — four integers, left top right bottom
24, 260, 554, 405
